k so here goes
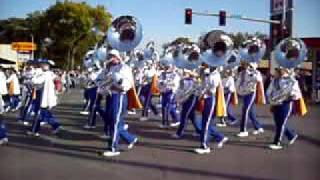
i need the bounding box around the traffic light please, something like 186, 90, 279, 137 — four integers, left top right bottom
219, 10, 226, 26
185, 8, 192, 24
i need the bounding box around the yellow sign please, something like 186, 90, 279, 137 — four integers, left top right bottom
11, 42, 37, 51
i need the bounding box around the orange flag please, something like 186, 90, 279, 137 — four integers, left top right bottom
127, 85, 143, 110
32, 88, 37, 100
231, 90, 238, 106
150, 75, 160, 95
255, 81, 266, 105
9, 81, 14, 96
294, 98, 308, 117
215, 84, 226, 117
196, 96, 205, 113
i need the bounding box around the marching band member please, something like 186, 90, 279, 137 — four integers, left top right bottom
0, 66, 8, 113
237, 37, 266, 137
27, 59, 61, 136
194, 66, 228, 154
0, 66, 8, 145
218, 51, 240, 127
6, 68, 20, 111
0, 115, 8, 145
103, 49, 138, 157
83, 67, 102, 129
139, 60, 159, 121
172, 44, 202, 138
80, 67, 97, 115
218, 68, 238, 126
18, 61, 35, 125
158, 58, 180, 128
194, 31, 231, 154
267, 38, 308, 150
173, 69, 202, 138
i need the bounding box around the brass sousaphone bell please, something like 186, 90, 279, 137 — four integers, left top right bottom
200, 30, 234, 67
107, 15, 143, 52
274, 37, 307, 69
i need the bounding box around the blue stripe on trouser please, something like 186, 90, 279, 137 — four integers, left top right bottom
82, 88, 93, 111
176, 95, 201, 136
0, 121, 7, 139
108, 93, 136, 152
10, 95, 19, 109
225, 92, 236, 122
87, 93, 103, 126
201, 96, 224, 149
161, 91, 179, 126
140, 84, 158, 117
87, 87, 98, 113
31, 89, 60, 133
19, 94, 32, 121
240, 92, 262, 132
272, 100, 296, 144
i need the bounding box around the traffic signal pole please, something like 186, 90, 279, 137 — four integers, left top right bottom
191, 11, 281, 24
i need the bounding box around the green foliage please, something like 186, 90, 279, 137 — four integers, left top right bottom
0, 0, 112, 69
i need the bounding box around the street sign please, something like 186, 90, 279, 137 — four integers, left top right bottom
11, 42, 37, 51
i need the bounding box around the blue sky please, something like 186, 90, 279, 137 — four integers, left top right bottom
0, 0, 319, 49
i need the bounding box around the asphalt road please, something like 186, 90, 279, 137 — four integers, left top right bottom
0, 89, 319, 180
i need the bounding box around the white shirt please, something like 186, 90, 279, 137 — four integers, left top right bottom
202, 70, 221, 98
158, 70, 181, 93
109, 63, 134, 94
0, 71, 8, 95
222, 76, 236, 93
236, 69, 263, 96
266, 75, 302, 104
32, 70, 57, 108
6, 73, 20, 95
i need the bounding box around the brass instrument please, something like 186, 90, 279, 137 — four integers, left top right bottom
269, 77, 295, 105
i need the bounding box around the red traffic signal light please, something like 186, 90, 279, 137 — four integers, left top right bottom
185, 8, 192, 24
219, 10, 226, 26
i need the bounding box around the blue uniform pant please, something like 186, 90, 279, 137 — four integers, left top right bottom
272, 101, 296, 144
140, 84, 158, 117
19, 93, 33, 121
240, 92, 263, 132
0, 120, 7, 139
10, 95, 19, 109
225, 92, 237, 122
87, 93, 105, 127
161, 91, 179, 126
201, 96, 224, 149
176, 95, 201, 136
30, 89, 60, 133
107, 93, 136, 152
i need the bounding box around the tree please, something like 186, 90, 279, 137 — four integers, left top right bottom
0, 0, 112, 70
41, 0, 112, 69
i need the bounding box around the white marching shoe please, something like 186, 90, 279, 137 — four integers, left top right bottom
0, 138, 8, 145
289, 135, 298, 145
139, 117, 149, 121
194, 147, 211, 154
128, 138, 138, 149
237, 131, 249, 137
217, 137, 228, 148
170, 122, 180, 127
269, 143, 283, 150
252, 128, 264, 135
103, 151, 120, 157
80, 111, 89, 115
